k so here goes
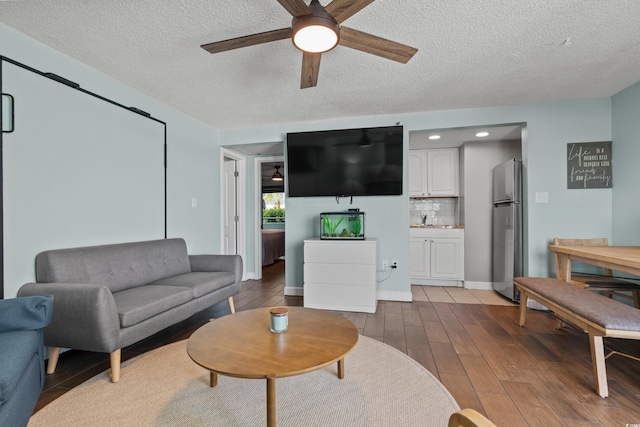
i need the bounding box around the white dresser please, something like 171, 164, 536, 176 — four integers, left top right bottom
303, 238, 377, 313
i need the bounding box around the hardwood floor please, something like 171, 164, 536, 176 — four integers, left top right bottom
35, 261, 640, 426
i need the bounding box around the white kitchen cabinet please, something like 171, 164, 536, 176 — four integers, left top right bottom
408, 150, 427, 196
303, 238, 377, 313
427, 149, 459, 196
410, 237, 429, 277
410, 228, 464, 286
409, 149, 459, 197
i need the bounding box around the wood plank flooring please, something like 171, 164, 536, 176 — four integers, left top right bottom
34, 261, 640, 426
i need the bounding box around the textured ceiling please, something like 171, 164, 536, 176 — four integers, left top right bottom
1, 1, 639, 130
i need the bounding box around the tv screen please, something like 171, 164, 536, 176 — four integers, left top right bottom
286, 125, 403, 197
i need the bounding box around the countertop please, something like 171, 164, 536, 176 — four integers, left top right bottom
410, 225, 464, 229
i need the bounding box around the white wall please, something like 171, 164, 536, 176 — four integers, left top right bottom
221, 98, 613, 299
612, 80, 640, 245
1, 23, 222, 297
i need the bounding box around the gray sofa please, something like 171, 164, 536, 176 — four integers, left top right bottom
18, 238, 242, 383
0, 296, 52, 427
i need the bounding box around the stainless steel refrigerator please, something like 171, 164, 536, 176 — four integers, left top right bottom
492, 159, 523, 301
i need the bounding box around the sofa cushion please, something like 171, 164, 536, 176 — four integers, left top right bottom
36, 238, 192, 293
0, 330, 41, 405
151, 272, 237, 298
112, 285, 193, 328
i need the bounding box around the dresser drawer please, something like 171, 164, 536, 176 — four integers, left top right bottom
304, 263, 375, 286
303, 283, 376, 312
304, 240, 376, 265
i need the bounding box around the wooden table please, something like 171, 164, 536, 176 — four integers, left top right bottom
186, 307, 358, 427
548, 244, 640, 281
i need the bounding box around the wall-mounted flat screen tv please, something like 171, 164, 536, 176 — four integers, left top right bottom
286, 125, 403, 197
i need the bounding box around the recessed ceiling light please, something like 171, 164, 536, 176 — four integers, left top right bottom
428, 135, 441, 140
475, 132, 489, 138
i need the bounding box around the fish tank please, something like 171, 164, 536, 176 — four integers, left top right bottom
320, 211, 365, 240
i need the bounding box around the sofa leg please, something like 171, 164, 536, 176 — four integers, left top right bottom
110, 349, 121, 383
47, 347, 61, 374
228, 296, 236, 314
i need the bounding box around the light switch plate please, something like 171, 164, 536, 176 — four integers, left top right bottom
535, 192, 548, 203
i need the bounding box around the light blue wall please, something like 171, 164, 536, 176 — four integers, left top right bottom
1, 23, 222, 296
4, 21, 635, 300
220, 98, 614, 297
612, 80, 640, 245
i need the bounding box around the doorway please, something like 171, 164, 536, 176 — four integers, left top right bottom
409, 124, 525, 290
220, 149, 246, 279
255, 156, 285, 279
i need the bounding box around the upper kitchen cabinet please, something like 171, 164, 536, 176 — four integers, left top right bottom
409, 148, 459, 197
408, 150, 427, 196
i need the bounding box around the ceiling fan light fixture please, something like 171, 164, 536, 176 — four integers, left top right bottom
272, 166, 284, 182
293, 22, 339, 53
291, 0, 339, 53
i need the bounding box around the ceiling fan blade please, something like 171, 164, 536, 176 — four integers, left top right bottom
201, 28, 292, 54
325, 0, 374, 23
338, 27, 417, 63
301, 52, 322, 89
277, 0, 312, 17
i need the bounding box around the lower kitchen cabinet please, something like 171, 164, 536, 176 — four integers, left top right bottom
410, 228, 464, 286
303, 238, 377, 313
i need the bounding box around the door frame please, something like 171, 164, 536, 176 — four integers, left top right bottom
220, 148, 246, 280
254, 155, 284, 280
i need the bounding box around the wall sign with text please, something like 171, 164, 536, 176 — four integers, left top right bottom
567, 141, 612, 189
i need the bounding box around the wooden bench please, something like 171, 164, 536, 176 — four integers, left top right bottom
513, 277, 640, 398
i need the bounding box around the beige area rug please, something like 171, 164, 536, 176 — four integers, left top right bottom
29, 336, 459, 427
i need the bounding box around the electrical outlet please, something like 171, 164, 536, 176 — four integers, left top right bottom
382, 259, 389, 269
391, 260, 399, 269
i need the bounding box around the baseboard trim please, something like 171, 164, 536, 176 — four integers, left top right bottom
463, 281, 493, 290
411, 278, 463, 287
377, 290, 412, 302
284, 286, 304, 296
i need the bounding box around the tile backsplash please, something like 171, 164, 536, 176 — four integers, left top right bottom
410, 198, 458, 225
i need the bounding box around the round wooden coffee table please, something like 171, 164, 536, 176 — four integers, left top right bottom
187, 307, 358, 427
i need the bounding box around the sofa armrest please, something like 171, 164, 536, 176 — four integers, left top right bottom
0, 296, 52, 333
189, 254, 242, 283
18, 283, 121, 353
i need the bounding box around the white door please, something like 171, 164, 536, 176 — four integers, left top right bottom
223, 158, 238, 255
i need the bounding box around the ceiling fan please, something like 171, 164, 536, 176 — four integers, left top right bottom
201, 0, 418, 89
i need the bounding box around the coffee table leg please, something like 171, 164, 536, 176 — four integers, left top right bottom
210, 372, 217, 387
267, 375, 276, 427
337, 358, 345, 379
